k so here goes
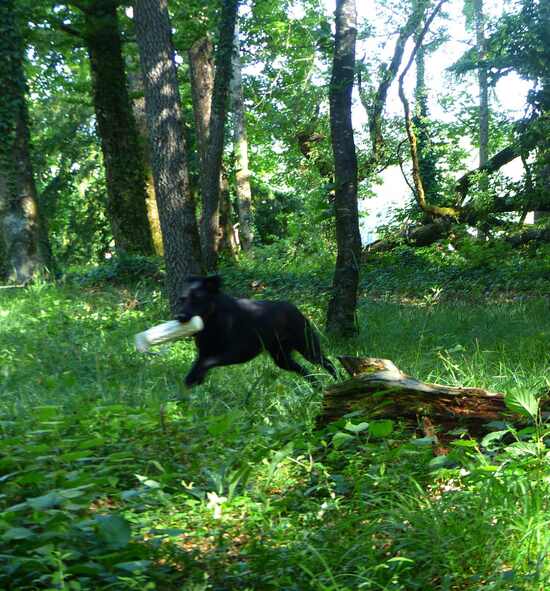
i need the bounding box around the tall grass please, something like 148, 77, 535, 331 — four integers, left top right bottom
0, 269, 548, 590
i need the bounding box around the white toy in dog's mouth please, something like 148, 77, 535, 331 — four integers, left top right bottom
135, 316, 204, 353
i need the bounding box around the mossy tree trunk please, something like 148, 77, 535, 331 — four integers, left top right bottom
128, 70, 164, 256
474, 0, 489, 171
230, 21, 253, 251
134, 0, 203, 313
326, 0, 362, 337
0, 0, 52, 283
81, 0, 153, 255
318, 357, 550, 435
413, 28, 439, 207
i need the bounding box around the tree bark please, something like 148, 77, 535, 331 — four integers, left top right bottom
413, 25, 438, 205
189, 35, 238, 259
218, 169, 238, 257
474, 0, 489, 170
134, 0, 203, 313
80, 0, 153, 255
364, 219, 453, 256
0, 0, 52, 283
326, 0, 362, 337
230, 21, 254, 251
505, 225, 550, 246
201, 0, 239, 271
188, 36, 214, 186
473, 0, 490, 241
128, 70, 164, 256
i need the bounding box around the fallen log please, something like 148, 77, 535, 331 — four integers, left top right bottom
318, 357, 549, 434
364, 219, 453, 257
505, 225, 550, 247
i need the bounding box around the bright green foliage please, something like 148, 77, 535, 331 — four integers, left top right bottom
0, 1, 25, 185
2, 1, 550, 585
1, 253, 549, 589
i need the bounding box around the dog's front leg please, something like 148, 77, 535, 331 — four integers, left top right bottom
184, 350, 252, 387
185, 357, 211, 387
185, 354, 228, 387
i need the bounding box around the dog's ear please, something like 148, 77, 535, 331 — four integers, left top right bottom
203, 275, 222, 293
181, 275, 203, 297
184, 275, 202, 284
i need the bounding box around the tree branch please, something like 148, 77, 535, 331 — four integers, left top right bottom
57, 21, 84, 38
368, 3, 427, 163
456, 142, 533, 202
398, 0, 459, 219
65, 0, 92, 14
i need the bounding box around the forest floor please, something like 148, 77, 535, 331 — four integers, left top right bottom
1, 242, 549, 590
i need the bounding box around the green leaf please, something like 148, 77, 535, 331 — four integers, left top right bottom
135, 474, 160, 488
78, 437, 105, 450
61, 450, 96, 462
505, 391, 539, 419
344, 421, 369, 433
450, 439, 478, 448
28, 491, 65, 510
332, 431, 354, 449
481, 430, 509, 448
206, 411, 241, 437
95, 514, 131, 549
267, 443, 294, 479
505, 442, 539, 458
115, 560, 152, 573
35, 405, 60, 421
428, 455, 455, 470
368, 420, 394, 438
2, 527, 36, 540
410, 436, 436, 447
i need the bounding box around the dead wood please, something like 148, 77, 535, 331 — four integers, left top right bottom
318, 356, 549, 434
364, 219, 453, 256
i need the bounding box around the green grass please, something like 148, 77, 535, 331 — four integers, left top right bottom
1, 257, 549, 590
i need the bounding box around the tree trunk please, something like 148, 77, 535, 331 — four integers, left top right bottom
230, 21, 254, 251
81, 0, 153, 255
326, 0, 362, 337
413, 30, 438, 204
365, 2, 426, 165
134, 0, 203, 313
218, 169, 238, 258
364, 219, 453, 256
398, 0, 456, 219
128, 70, 164, 256
473, 0, 490, 242
188, 37, 214, 186
455, 134, 537, 202
188, 35, 237, 260
474, 0, 489, 171
201, 0, 239, 271
0, 0, 52, 283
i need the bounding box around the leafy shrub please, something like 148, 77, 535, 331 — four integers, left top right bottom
66, 254, 163, 287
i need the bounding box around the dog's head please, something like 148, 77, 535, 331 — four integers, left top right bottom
175, 275, 222, 323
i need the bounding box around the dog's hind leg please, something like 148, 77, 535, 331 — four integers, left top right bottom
269, 348, 316, 383
295, 327, 338, 379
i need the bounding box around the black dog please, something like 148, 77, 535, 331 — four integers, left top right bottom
175, 275, 337, 387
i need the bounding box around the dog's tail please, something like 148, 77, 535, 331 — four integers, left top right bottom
300, 320, 338, 379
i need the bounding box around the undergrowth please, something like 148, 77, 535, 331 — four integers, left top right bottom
0, 246, 549, 590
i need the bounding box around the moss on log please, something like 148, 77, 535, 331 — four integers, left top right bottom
318, 356, 547, 431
